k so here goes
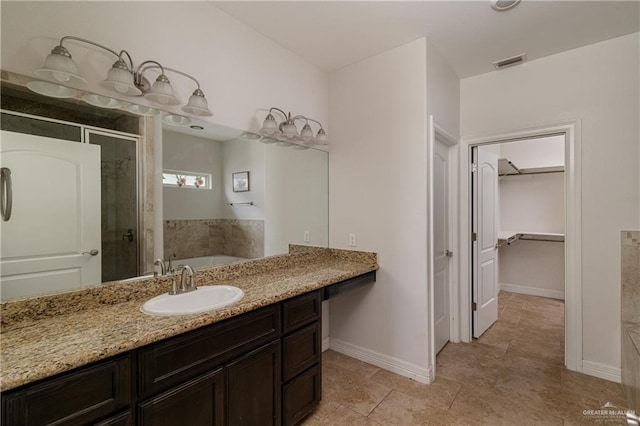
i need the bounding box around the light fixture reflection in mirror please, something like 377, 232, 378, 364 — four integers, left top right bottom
81, 93, 124, 109
26, 80, 77, 98
162, 114, 191, 126
127, 104, 161, 116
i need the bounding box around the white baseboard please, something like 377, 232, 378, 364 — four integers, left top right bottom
322, 337, 330, 352
582, 360, 621, 383
328, 337, 432, 384
500, 282, 564, 300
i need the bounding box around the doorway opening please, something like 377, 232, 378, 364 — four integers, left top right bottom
470, 135, 566, 361
428, 121, 582, 381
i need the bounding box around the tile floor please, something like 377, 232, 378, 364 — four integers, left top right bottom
302, 291, 629, 425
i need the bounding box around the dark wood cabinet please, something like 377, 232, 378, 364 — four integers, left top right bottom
1, 272, 376, 426
282, 365, 321, 426
282, 291, 320, 334
282, 322, 320, 382
138, 369, 224, 426
2, 355, 132, 426
138, 306, 280, 399
95, 410, 134, 426
280, 291, 322, 425
227, 342, 281, 426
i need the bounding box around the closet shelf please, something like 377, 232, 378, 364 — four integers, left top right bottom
498, 158, 564, 177
498, 231, 565, 246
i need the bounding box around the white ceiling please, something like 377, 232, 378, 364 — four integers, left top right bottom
212, 1, 640, 78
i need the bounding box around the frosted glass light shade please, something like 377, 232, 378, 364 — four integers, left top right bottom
240, 132, 262, 140
162, 114, 191, 126
82, 93, 124, 109
182, 89, 213, 117
260, 113, 280, 136
127, 104, 161, 116
300, 123, 314, 142
145, 75, 180, 106
281, 122, 298, 139
26, 80, 77, 98
315, 128, 329, 145
101, 64, 141, 96
35, 46, 87, 86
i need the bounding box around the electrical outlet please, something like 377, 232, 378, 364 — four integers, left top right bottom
349, 233, 357, 247
303, 230, 310, 243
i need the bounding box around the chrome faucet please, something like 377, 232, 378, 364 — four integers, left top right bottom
167, 264, 196, 295
153, 258, 167, 276
181, 265, 196, 292
167, 253, 176, 273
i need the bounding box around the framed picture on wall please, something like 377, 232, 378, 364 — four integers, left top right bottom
232, 171, 250, 192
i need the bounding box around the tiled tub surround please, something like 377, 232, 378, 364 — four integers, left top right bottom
0, 247, 377, 392
164, 219, 264, 260
622, 231, 640, 412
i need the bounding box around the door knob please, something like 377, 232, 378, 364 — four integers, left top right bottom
83, 249, 99, 256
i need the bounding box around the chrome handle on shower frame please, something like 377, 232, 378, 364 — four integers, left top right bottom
1, 167, 12, 222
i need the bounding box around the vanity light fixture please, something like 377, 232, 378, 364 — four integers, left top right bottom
239, 132, 262, 141
30, 35, 214, 117
259, 107, 329, 146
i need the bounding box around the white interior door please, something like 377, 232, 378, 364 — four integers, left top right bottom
434, 138, 451, 353
0, 131, 101, 299
472, 145, 499, 338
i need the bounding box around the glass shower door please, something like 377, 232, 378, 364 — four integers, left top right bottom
86, 129, 140, 282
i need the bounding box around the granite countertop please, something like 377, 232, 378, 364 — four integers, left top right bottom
0, 247, 378, 392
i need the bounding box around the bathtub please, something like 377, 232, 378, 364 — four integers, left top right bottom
172, 255, 248, 270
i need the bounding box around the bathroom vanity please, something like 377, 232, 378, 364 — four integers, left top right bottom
0, 248, 377, 425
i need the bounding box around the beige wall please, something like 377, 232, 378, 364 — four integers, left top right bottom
329, 38, 431, 379
0, 1, 328, 133
461, 33, 640, 375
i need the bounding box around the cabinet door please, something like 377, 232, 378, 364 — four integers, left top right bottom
283, 365, 321, 426
282, 322, 320, 382
139, 305, 280, 399
227, 341, 281, 426
2, 355, 131, 426
138, 369, 224, 426
282, 291, 320, 334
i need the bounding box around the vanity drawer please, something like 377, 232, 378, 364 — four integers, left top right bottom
138, 305, 280, 398
282, 290, 321, 334
282, 322, 321, 382
282, 364, 321, 426
2, 355, 132, 426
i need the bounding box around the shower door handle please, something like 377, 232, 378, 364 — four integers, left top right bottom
1, 167, 13, 222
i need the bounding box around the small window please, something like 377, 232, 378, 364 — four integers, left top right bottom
162, 169, 211, 189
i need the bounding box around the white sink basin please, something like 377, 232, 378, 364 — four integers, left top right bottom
141, 285, 244, 316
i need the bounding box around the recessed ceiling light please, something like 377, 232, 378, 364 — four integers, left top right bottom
490, 0, 521, 11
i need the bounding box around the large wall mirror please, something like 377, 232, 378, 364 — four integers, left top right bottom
0, 73, 329, 301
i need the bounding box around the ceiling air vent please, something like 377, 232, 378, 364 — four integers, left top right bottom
493, 53, 527, 70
